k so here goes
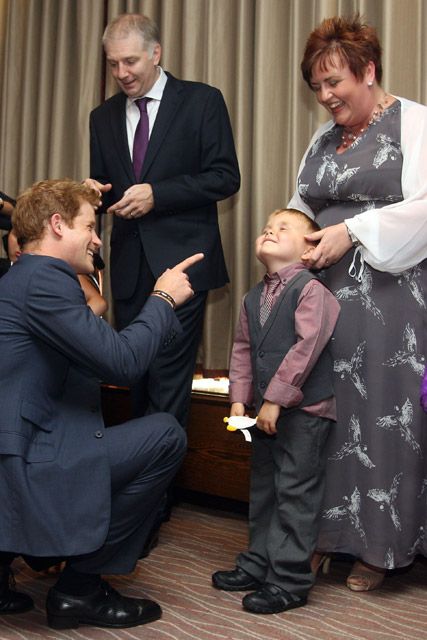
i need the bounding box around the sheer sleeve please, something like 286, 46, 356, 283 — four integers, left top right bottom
345, 97, 427, 273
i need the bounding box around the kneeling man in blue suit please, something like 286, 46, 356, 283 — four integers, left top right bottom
0, 179, 203, 630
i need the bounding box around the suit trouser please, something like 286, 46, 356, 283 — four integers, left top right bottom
114, 245, 208, 430
65, 413, 186, 574
237, 411, 331, 597
1, 413, 186, 574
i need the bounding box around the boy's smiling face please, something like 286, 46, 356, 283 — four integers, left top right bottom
255, 212, 314, 272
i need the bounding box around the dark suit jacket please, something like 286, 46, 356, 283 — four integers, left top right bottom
90, 73, 240, 301
0, 254, 180, 556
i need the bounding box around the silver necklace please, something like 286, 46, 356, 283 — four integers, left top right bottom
340, 95, 391, 148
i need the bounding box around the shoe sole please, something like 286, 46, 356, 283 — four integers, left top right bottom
0, 603, 34, 615
346, 581, 382, 592
243, 598, 307, 614
212, 580, 261, 592
47, 610, 161, 629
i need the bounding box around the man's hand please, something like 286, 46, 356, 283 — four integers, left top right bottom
108, 184, 154, 219
256, 400, 281, 435
83, 179, 112, 208
153, 253, 204, 308
301, 222, 352, 270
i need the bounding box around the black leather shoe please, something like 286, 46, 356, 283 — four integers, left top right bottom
242, 583, 307, 614
0, 566, 34, 614
46, 580, 162, 629
212, 567, 262, 591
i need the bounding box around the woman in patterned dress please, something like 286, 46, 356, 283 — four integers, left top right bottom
288, 15, 427, 592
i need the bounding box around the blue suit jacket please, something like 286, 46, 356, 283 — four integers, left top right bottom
90, 73, 240, 305
0, 254, 180, 556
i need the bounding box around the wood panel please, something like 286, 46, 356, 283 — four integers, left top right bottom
176, 392, 251, 502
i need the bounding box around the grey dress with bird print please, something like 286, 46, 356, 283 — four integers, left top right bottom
297, 100, 427, 568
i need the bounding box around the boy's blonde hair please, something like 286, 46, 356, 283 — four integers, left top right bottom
269, 208, 320, 234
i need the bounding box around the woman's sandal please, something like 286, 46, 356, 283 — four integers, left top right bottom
346, 560, 386, 592
311, 552, 331, 577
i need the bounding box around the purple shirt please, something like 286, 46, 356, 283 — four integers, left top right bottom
229, 263, 341, 420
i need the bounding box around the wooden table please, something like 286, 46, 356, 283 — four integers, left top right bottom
176, 391, 251, 502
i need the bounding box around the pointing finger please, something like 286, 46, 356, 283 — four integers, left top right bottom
173, 253, 205, 272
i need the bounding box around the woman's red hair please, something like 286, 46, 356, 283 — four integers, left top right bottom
301, 15, 382, 86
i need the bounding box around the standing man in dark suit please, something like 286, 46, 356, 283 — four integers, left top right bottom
0, 178, 203, 629
88, 13, 240, 427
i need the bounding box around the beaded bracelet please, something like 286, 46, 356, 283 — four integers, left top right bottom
151, 289, 176, 309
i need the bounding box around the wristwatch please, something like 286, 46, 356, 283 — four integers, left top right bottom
0, 197, 4, 211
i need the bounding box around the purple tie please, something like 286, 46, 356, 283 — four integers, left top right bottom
132, 97, 150, 179
260, 276, 281, 326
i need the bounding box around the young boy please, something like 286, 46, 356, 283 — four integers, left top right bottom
212, 208, 340, 614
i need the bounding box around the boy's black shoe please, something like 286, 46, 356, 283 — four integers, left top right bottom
242, 583, 307, 614
212, 567, 261, 591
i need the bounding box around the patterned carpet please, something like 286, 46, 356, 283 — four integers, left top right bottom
1, 503, 426, 639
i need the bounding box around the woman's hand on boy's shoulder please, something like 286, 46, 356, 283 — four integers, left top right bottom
302, 222, 352, 269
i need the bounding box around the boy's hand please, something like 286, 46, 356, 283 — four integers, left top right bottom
230, 402, 245, 417
256, 400, 281, 435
